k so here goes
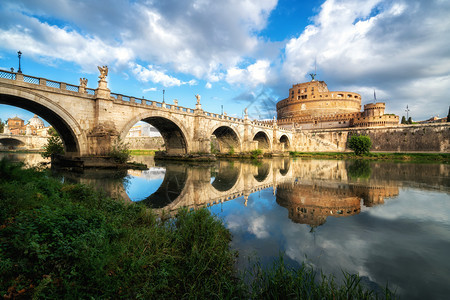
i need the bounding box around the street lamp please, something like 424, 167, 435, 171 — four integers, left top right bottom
162, 89, 165, 103
17, 51, 22, 73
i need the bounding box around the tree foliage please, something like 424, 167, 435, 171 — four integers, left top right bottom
348, 135, 372, 156
401, 116, 407, 124
447, 106, 450, 122
41, 128, 64, 158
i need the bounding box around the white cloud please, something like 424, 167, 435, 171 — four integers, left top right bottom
248, 216, 270, 239
0, 0, 278, 82
130, 63, 181, 87
281, 0, 450, 119
205, 82, 212, 89
0, 9, 133, 72
226, 59, 271, 87
143, 87, 157, 92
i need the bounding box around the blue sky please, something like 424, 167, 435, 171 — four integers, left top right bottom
0, 0, 449, 125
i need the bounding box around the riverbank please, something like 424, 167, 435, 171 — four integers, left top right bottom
290, 151, 450, 163
0, 159, 395, 298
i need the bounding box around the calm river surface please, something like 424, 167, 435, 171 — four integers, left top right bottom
3, 153, 450, 299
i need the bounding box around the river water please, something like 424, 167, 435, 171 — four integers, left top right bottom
2, 153, 450, 299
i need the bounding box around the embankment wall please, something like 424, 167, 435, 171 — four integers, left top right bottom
297, 123, 449, 152
124, 136, 165, 150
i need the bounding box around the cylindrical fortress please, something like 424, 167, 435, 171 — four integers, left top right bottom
276, 80, 362, 120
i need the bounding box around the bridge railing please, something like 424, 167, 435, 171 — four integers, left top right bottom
1, 69, 293, 131
0, 70, 16, 80
110, 92, 197, 114
0, 69, 92, 95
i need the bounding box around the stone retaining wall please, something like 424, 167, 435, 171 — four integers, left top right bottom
124, 136, 165, 150
296, 123, 450, 153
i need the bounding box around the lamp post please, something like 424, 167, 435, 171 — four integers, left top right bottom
405, 105, 410, 120
162, 89, 165, 103
17, 51, 22, 73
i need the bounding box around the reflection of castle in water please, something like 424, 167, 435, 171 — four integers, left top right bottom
59, 156, 449, 226
276, 181, 399, 227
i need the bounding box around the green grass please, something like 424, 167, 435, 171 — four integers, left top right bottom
290, 151, 450, 163
0, 158, 396, 298
128, 149, 156, 155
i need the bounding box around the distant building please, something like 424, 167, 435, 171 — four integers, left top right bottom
416, 116, 447, 124
272, 78, 399, 129
127, 122, 161, 137
4, 115, 49, 136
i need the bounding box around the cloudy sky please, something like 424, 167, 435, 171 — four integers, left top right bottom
0, 0, 449, 124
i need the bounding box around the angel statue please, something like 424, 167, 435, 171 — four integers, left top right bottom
79, 78, 88, 87
98, 65, 108, 80
195, 94, 201, 104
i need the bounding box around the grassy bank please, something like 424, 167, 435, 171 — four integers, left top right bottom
129, 149, 157, 155
290, 151, 450, 163
0, 159, 395, 299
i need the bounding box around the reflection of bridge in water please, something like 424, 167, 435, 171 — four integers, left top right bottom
59, 157, 450, 226
121, 159, 406, 226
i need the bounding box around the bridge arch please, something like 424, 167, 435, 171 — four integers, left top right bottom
0, 86, 85, 155
279, 134, 291, 151
253, 130, 271, 151
120, 111, 191, 155
210, 125, 242, 153
0, 137, 25, 150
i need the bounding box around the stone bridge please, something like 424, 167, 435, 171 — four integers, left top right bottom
0, 133, 48, 151
0, 69, 294, 157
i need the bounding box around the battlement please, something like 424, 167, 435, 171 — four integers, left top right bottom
276, 79, 398, 129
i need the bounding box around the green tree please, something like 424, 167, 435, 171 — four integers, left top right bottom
42, 129, 64, 158
401, 116, 407, 124
0, 119, 4, 133
407, 117, 412, 124
348, 135, 372, 156
447, 106, 450, 122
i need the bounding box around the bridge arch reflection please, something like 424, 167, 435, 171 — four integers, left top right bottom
61, 158, 402, 227
211, 161, 240, 191
138, 164, 188, 208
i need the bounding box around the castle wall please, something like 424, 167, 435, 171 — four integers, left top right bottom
294, 123, 450, 153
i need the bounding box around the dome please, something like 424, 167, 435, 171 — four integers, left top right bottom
28, 115, 45, 129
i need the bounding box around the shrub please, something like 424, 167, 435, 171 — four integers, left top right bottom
250, 149, 263, 159
109, 138, 130, 163
348, 135, 372, 156
228, 146, 235, 155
